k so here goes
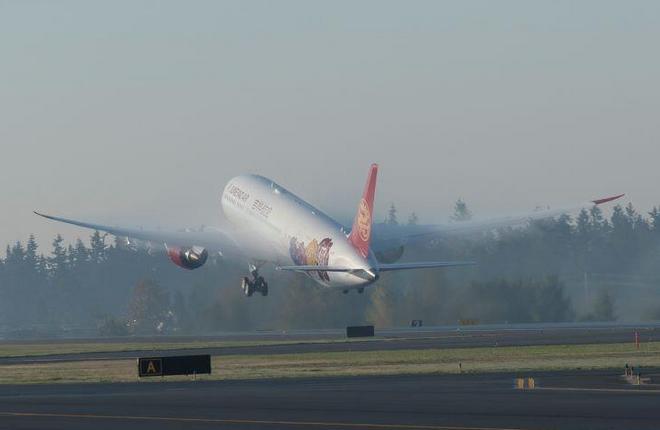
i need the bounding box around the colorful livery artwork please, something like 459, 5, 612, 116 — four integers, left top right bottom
289, 237, 333, 281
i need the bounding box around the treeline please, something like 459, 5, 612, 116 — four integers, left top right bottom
1, 202, 660, 337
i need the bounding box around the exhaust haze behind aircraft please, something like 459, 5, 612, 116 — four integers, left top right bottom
35, 164, 623, 297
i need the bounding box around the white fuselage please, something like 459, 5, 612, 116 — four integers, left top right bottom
220, 175, 378, 289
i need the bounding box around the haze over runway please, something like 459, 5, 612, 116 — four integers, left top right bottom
2, 1, 659, 246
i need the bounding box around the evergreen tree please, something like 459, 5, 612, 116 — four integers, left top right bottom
575, 209, 593, 274
407, 212, 419, 225
576, 209, 591, 237
649, 206, 660, 232
71, 239, 89, 269
49, 234, 68, 276
625, 203, 646, 231
25, 235, 39, 271
8, 241, 26, 265
90, 231, 107, 263
589, 205, 608, 231
386, 204, 398, 225
610, 205, 629, 234
451, 198, 472, 222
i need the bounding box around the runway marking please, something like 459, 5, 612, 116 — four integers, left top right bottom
537, 387, 660, 394
0, 411, 520, 430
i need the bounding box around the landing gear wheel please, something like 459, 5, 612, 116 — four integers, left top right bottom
255, 276, 268, 296
242, 264, 270, 298
241, 277, 254, 297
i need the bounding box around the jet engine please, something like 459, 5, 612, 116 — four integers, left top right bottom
167, 245, 208, 270
374, 245, 405, 264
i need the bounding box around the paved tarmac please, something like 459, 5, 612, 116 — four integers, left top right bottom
1, 371, 659, 430
2, 322, 659, 365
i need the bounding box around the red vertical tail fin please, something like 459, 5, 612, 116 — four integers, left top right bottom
348, 164, 378, 258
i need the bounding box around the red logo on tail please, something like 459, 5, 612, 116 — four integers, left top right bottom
357, 199, 371, 242
349, 164, 378, 258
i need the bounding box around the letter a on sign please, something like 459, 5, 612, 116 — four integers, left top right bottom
138, 357, 162, 377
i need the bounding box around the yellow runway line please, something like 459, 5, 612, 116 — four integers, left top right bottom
536, 387, 660, 394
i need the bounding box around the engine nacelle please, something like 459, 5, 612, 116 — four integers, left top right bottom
167, 246, 208, 270
374, 245, 405, 264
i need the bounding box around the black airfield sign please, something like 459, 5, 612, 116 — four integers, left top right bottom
138, 357, 163, 377
138, 355, 211, 377
346, 325, 375, 338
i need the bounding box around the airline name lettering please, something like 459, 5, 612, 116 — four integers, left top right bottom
252, 199, 272, 218
228, 184, 250, 202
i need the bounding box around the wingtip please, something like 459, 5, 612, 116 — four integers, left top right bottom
592, 193, 625, 205
33, 211, 53, 220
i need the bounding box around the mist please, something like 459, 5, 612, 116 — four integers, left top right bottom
1, 200, 659, 339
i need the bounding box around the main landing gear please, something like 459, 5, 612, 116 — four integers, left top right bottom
241, 264, 268, 297
342, 288, 365, 295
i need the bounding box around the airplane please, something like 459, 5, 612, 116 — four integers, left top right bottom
34, 164, 624, 297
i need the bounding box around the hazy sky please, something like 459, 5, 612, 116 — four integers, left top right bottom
1, 1, 658, 248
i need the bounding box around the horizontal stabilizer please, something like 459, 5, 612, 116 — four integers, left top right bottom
378, 261, 476, 271
276, 265, 355, 272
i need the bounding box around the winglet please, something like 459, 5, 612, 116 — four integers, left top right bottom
592, 194, 625, 205
348, 164, 378, 258
34, 211, 61, 222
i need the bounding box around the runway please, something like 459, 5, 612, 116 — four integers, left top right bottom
1, 372, 659, 430
2, 322, 659, 365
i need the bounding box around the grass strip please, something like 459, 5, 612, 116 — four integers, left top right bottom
0, 341, 657, 384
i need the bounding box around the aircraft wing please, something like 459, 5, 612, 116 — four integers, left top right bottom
371, 194, 625, 250
33, 211, 245, 259
377, 261, 476, 271
276, 261, 475, 276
